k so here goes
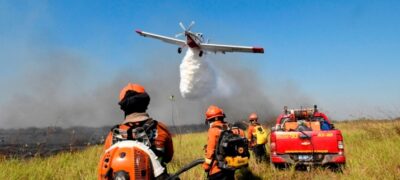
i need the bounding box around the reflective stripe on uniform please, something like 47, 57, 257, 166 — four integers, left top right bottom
204, 158, 212, 164
156, 147, 165, 152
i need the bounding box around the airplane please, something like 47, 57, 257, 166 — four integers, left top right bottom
135, 21, 264, 57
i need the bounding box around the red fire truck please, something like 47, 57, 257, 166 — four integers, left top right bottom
269, 106, 346, 170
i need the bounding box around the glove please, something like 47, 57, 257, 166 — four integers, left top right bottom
202, 162, 211, 172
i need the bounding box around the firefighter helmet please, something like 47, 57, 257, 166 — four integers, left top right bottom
248, 112, 258, 122
205, 105, 225, 121
119, 83, 146, 101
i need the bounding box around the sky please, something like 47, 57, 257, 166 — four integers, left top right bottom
1, 0, 400, 127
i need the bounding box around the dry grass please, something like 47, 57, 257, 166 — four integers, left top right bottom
1, 120, 400, 179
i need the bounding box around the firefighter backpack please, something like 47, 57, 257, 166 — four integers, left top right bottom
252, 125, 268, 145
98, 120, 165, 180
215, 126, 250, 171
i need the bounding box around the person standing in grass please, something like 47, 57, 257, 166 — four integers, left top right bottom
102, 83, 174, 168
247, 112, 268, 163
202, 105, 235, 180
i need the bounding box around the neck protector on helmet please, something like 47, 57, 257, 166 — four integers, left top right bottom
119, 90, 150, 116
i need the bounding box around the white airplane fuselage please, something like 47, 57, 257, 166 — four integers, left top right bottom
185, 32, 202, 49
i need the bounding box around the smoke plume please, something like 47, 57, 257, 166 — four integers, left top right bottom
0, 47, 315, 129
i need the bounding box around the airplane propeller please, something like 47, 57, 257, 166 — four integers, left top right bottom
187, 21, 195, 31
179, 22, 186, 31
176, 21, 195, 37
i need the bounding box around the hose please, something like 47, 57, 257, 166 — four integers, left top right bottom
167, 158, 205, 180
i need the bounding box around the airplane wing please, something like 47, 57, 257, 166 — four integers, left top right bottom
135, 30, 186, 46
200, 43, 264, 54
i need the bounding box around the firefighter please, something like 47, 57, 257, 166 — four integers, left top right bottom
202, 105, 235, 180
102, 83, 174, 169
247, 112, 267, 163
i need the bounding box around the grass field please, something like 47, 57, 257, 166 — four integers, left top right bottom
1, 119, 399, 179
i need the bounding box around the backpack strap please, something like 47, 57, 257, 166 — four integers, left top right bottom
125, 119, 157, 140
214, 125, 231, 162
109, 118, 157, 139
142, 119, 157, 132
110, 124, 120, 132
110, 124, 124, 144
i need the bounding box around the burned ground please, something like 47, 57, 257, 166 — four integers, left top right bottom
0, 123, 209, 158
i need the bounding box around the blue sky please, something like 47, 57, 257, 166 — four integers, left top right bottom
1, 0, 400, 120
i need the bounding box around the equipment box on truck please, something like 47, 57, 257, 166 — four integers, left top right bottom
269, 106, 346, 170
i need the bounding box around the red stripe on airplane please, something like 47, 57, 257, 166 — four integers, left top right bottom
135, 29, 142, 34
187, 35, 200, 48
252, 47, 264, 53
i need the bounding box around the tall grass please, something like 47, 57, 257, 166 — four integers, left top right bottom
1, 120, 399, 179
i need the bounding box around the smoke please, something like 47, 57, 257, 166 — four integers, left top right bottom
179, 49, 216, 99
141, 52, 307, 126
0, 49, 123, 128
0, 46, 315, 129
179, 48, 240, 100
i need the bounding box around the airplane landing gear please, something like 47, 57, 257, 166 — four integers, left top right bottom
178, 47, 182, 54
199, 51, 203, 57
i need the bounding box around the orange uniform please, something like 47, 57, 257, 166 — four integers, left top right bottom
203, 121, 228, 176
247, 122, 260, 147
247, 121, 268, 162
103, 113, 174, 164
